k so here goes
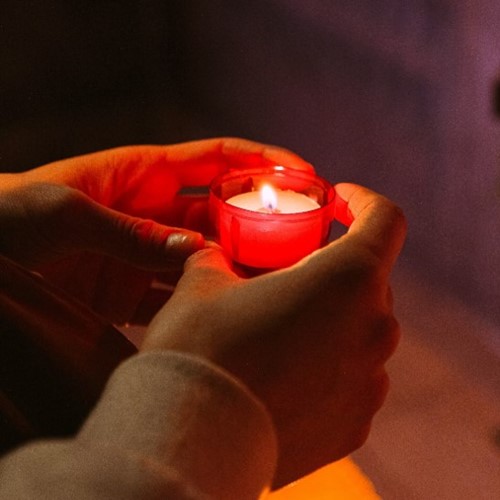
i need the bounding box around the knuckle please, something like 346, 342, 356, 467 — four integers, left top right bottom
363, 371, 391, 420
377, 197, 406, 224
40, 184, 88, 219
369, 314, 401, 363
10, 183, 91, 255
330, 252, 382, 293
353, 424, 372, 450
115, 217, 163, 258
355, 375, 390, 440
373, 370, 391, 410
124, 217, 156, 242
23, 183, 88, 227
184, 247, 217, 267
390, 202, 408, 231
377, 198, 408, 239
184, 248, 233, 285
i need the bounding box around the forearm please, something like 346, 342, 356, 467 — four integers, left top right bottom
0, 352, 277, 500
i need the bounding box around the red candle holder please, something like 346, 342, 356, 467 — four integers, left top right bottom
209, 166, 335, 269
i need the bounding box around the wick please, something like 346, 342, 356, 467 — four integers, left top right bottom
258, 206, 281, 214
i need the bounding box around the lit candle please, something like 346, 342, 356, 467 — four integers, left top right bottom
209, 167, 335, 269
226, 184, 320, 214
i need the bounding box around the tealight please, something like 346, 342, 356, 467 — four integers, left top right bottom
209, 166, 335, 269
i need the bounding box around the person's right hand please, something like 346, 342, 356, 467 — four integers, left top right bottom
0, 138, 312, 324
142, 183, 407, 487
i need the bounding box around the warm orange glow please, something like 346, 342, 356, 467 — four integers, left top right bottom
260, 184, 278, 211
210, 166, 334, 268
268, 458, 380, 500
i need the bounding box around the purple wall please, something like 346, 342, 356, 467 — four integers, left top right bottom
175, 0, 500, 332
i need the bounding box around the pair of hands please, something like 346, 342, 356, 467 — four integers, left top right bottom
0, 138, 406, 486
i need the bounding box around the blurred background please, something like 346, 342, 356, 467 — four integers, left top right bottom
1, 1, 499, 498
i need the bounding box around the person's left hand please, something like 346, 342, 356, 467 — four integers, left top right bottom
0, 138, 313, 324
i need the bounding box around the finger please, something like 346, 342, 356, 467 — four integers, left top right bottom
218, 137, 314, 172
182, 198, 212, 235
160, 195, 212, 234
183, 243, 237, 278
68, 193, 205, 270
26, 140, 314, 234
168, 244, 240, 299
44, 138, 314, 186
334, 183, 407, 270
28, 140, 314, 219
164, 137, 315, 186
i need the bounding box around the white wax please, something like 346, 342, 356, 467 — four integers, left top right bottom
226, 189, 320, 214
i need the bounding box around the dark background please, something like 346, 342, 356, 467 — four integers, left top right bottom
1, 1, 499, 346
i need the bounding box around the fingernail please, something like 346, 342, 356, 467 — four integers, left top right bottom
165, 232, 205, 259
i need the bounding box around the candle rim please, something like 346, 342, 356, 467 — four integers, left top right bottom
210, 165, 333, 192
213, 194, 334, 220
209, 165, 335, 220
226, 188, 321, 215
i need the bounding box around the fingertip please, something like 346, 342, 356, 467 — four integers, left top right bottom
332, 183, 407, 270
165, 231, 205, 259
183, 243, 233, 273
333, 186, 354, 227
204, 240, 223, 250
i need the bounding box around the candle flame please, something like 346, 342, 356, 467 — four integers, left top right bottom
260, 184, 278, 211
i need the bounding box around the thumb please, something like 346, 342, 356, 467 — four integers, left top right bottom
178, 244, 239, 292
141, 245, 238, 353
333, 183, 407, 274
73, 195, 205, 270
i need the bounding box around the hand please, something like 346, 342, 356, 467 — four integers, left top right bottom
142, 183, 407, 487
0, 138, 312, 323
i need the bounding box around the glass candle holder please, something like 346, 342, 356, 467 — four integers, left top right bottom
209, 166, 335, 269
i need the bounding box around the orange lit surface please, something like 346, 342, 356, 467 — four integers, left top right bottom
268, 458, 380, 500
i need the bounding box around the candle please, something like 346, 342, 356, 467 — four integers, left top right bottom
226, 185, 320, 214
209, 167, 335, 269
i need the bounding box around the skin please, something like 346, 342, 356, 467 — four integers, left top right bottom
0, 138, 313, 323
143, 183, 407, 487
0, 139, 406, 487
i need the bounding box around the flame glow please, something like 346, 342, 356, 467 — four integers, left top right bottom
260, 184, 278, 211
